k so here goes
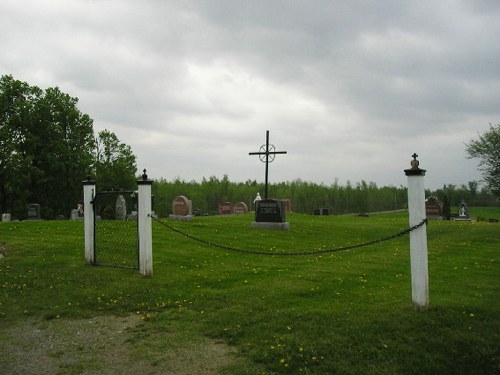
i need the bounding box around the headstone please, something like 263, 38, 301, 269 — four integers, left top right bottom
281, 199, 292, 213
127, 210, 138, 221
115, 195, 127, 220
233, 202, 248, 214
169, 195, 193, 221
252, 199, 289, 230
425, 196, 442, 219
77, 203, 84, 217
2, 213, 11, 222
454, 200, 471, 221
26, 204, 41, 220
218, 202, 233, 215
314, 208, 330, 215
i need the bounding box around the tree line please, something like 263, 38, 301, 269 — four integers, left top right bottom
0, 75, 137, 219
1, 76, 497, 219
152, 176, 497, 217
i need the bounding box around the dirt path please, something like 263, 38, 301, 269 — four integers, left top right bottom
0, 315, 237, 374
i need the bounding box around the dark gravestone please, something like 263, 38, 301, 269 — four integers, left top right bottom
314, 208, 330, 215
255, 199, 286, 223
26, 204, 41, 220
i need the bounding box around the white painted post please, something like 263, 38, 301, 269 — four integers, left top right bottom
82, 177, 96, 265
137, 169, 153, 277
404, 154, 429, 309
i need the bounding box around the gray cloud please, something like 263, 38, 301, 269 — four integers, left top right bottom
1, 0, 498, 190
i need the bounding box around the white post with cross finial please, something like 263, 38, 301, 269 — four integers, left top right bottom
137, 169, 153, 277
82, 177, 96, 265
404, 153, 429, 309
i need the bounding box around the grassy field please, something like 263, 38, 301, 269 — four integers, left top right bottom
0, 209, 499, 374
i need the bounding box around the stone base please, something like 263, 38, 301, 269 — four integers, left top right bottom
452, 217, 472, 222
169, 214, 193, 221
251, 221, 290, 230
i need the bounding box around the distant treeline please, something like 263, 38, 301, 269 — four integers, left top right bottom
152, 176, 497, 216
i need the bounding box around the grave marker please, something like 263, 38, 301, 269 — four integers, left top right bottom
26, 204, 41, 220
218, 202, 233, 215
425, 196, 442, 219
255, 199, 286, 222
115, 194, 127, 220
169, 195, 193, 221
249, 130, 287, 199
233, 202, 248, 214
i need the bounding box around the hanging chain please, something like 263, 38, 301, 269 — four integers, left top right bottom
150, 215, 427, 257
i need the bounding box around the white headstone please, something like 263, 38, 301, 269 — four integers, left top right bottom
115, 195, 127, 220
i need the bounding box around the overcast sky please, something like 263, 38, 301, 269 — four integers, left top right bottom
1, 0, 499, 190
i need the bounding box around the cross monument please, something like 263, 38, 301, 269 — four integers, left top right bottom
249, 130, 287, 199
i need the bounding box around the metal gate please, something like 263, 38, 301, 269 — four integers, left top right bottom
93, 190, 139, 269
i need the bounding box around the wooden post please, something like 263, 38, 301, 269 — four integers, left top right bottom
137, 170, 153, 277
82, 177, 95, 265
404, 154, 429, 309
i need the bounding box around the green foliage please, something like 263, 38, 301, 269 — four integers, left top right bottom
0, 212, 498, 374
0, 75, 137, 219
94, 129, 137, 191
0, 75, 95, 218
465, 123, 500, 196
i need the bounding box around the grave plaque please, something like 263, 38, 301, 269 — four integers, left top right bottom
218, 202, 233, 215
255, 199, 286, 223
233, 202, 248, 214
26, 204, 41, 220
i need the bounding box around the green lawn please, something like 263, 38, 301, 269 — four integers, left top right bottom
0, 210, 499, 374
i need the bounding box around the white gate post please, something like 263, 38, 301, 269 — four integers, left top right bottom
404, 153, 429, 309
82, 177, 96, 265
137, 169, 153, 277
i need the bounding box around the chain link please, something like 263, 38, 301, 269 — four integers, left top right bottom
150, 215, 427, 256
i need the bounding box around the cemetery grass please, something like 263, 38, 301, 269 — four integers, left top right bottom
0, 210, 498, 374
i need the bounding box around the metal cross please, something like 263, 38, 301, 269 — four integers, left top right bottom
249, 130, 287, 199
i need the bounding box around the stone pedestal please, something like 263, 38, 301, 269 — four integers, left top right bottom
251, 221, 290, 230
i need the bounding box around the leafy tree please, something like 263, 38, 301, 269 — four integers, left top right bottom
0, 76, 36, 215
27, 86, 95, 216
0, 75, 137, 218
0, 75, 96, 218
95, 129, 137, 191
465, 124, 500, 196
